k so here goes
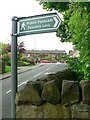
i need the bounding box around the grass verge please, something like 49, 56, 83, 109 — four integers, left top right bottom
5, 66, 11, 72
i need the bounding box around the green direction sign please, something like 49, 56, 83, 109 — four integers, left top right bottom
18, 13, 61, 36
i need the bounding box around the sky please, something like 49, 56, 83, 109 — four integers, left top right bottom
0, 0, 73, 53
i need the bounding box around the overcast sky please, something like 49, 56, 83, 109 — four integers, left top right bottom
0, 0, 73, 53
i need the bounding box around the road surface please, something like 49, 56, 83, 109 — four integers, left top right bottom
1, 63, 67, 118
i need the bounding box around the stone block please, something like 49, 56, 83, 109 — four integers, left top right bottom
71, 102, 90, 118
16, 81, 43, 106
42, 80, 61, 104
16, 103, 71, 118
79, 80, 90, 105
61, 80, 80, 105
43, 103, 71, 118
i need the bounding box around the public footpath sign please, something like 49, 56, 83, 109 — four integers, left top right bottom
18, 13, 61, 36
11, 13, 61, 118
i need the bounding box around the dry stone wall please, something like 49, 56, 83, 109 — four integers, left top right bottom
16, 69, 90, 119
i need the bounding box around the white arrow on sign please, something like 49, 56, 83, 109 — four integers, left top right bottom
53, 16, 59, 28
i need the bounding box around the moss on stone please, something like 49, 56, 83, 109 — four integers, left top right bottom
42, 80, 60, 104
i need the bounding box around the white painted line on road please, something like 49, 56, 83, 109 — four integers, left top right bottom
44, 72, 55, 75
6, 80, 28, 94
18, 80, 28, 87
45, 72, 51, 75
34, 72, 43, 78
46, 68, 50, 71
6, 90, 11, 94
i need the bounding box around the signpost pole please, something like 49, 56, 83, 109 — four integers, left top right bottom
10, 13, 61, 119
11, 16, 18, 118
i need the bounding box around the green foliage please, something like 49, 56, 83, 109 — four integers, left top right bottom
56, 54, 69, 63
45, 56, 47, 60
37, 1, 90, 80
67, 3, 90, 80
48, 54, 52, 60
5, 66, 11, 72
18, 61, 30, 66
21, 55, 28, 62
23, 62, 30, 66
2, 54, 10, 65
0, 43, 8, 55
7, 60, 11, 66
17, 54, 21, 62
67, 57, 84, 81
40, 2, 70, 12
60, 55, 69, 61
17, 55, 31, 66
43, 54, 52, 60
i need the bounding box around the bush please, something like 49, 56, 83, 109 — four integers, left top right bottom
23, 62, 30, 66
5, 66, 11, 72
21, 55, 28, 62
7, 60, 11, 66
2, 54, 10, 65
18, 61, 31, 66
67, 57, 84, 81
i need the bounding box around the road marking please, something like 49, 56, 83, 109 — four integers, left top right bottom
46, 68, 50, 71
34, 72, 43, 78
6, 90, 11, 94
18, 80, 28, 87
6, 80, 28, 94
45, 72, 51, 75
44, 72, 55, 75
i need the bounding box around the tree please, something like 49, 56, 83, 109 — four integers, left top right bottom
5, 43, 11, 53
4, 41, 25, 54
0, 43, 9, 55
17, 41, 25, 54
36, 1, 90, 80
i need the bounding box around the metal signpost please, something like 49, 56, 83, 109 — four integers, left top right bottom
11, 16, 18, 118
11, 13, 61, 118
